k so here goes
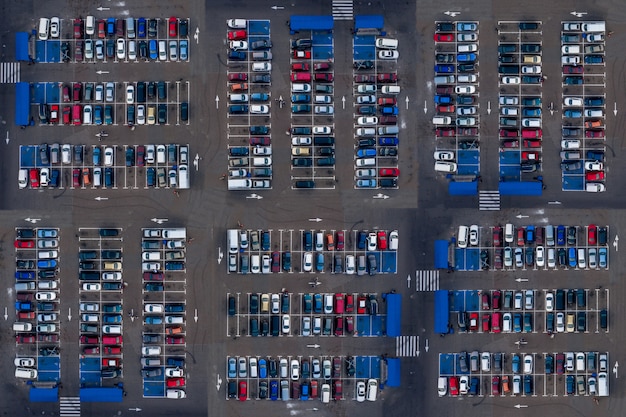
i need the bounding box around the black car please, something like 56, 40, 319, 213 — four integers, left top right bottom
353, 60, 374, 70
499, 55, 516, 63
143, 334, 161, 343
251, 40, 272, 50
80, 262, 97, 270
379, 178, 397, 188
292, 157, 312, 167
558, 248, 567, 266
577, 312, 586, 332
281, 292, 289, 314
17, 260, 35, 269
251, 74, 271, 83
598, 227, 607, 245
106, 39, 114, 58
138, 40, 147, 59
567, 226, 577, 245
101, 250, 122, 259
178, 20, 188, 37
525, 247, 534, 266
249, 294, 259, 314
148, 19, 157, 37
158, 104, 167, 124
291, 38, 312, 49
436, 22, 454, 31
436, 53, 455, 63
180, 102, 188, 121
458, 64, 475, 72
259, 381, 268, 399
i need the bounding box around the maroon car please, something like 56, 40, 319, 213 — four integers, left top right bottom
563, 65, 584, 74
436, 128, 456, 137
315, 73, 333, 82
354, 74, 376, 83
228, 73, 248, 81
314, 62, 331, 71
250, 137, 271, 146
271, 252, 280, 273
499, 129, 519, 138
377, 73, 398, 83
501, 139, 519, 148
522, 139, 541, 148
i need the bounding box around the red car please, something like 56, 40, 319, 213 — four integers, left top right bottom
345, 316, 354, 334
103, 358, 120, 367
482, 314, 491, 332
378, 97, 397, 106
482, 293, 490, 310
501, 139, 519, 148
493, 227, 502, 247
517, 228, 525, 246
228, 73, 248, 81
588, 224, 597, 245
227, 30, 247, 40
18, 312, 35, 320
585, 130, 604, 138
436, 128, 456, 137
72, 169, 81, 187
522, 151, 539, 161
39, 334, 59, 342
336, 231, 344, 250
62, 106, 71, 124
354, 74, 376, 83
143, 272, 164, 281
16, 335, 36, 344
291, 72, 311, 82
469, 312, 479, 331
314, 63, 331, 71
102, 346, 121, 355
586, 171, 605, 181
500, 129, 519, 137
250, 137, 270, 146
449, 377, 459, 396
97, 20, 106, 38
563, 65, 584, 74
168, 17, 177, 37
271, 252, 280, 273
379, 168, 399, 177
523, 139, 541, 148
492, 376, 500, 395
315, 73, 333, 82
293, 50, 311, 59
49, 105, 59, 124
73, 19, 83, 39
494, 249, 503, 269
80, 335, 99, 344
377, 231, 387, 249
345, 294, 354, 313
492, 312, 501, 333
14, 239, 35, 248
434, 33, 454, 42
62, 85, 70, 102
437, 104, 455, 113
73, 82, 82, 101
84, 346, 100, 355
377, 73, 398, 83
238, 381, 247, 401
458, 127, 478, 136
30, 169, 39, 188
492, 290, 501, 310
167, 377, 186, 387
357, 296, 367, 314
166, 336, 185, 344
136, 145, 145, 166
291, 63, 310, 71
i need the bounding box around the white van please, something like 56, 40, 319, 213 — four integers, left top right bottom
15, 282, 36, 291
356, 158, 376, 167
437, 377, 447, 396
522, 118, 541, 127
18, 169, 28, 189
126, 18, 135, 38
227, 19, 247, 29
228, 179, 251, 190
582, 22, 605, 33
434, 75, 455, 84
13, 322, 33, 332
38, 18, 50, 40
576, 352, 586, 371
457, 226, 469, 248
433, 116, 452, 125
320, 383, 331, 403
435, 161, 457, 172
381, 85, 400, 94
375, 38, 398, 49
505, 223, 514, 243
143, 252, 161, 261
315, 232, 324, 251
166, 389, 186, 399
15, 368, 38, 379
229, 94, 248, 102
85, 16, 96, 35
292, 83, 311, 93
178, 165, 189, 189
597, 372, 608, 396
252, 62, 271, 72
162, 228, 186, 239
545, 225, 554, 246
228, 229, 239, 254
366, 379, 378, 401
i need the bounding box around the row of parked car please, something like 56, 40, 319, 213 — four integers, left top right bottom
13, 228, 61, 380
458, 224, 608, 248
352, 36, 400, 188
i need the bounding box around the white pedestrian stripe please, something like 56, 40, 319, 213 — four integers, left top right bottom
59, 397, 80, 416
0, 62, 20, 83
395, 335, 419, 357
332, 0, 354, 20
415, 270, 439, 291
479, 190, 500, 211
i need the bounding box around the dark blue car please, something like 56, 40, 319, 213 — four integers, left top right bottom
315, 253, 324, 272
379, 137, 398, 146
149, 40, 158, 60
557, 225, 565, 245
434, 64, 454, 73
270, 380, 278, 400
568, 248, 577, 267
435, 95, 453, 104
137, 18, 146, 38
15, 271, 35, 280
228, 50, 246, 60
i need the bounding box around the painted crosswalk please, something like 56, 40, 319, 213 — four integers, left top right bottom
479, 190, 500, 211
415, 270, 439, 291
59, 397, 80, 417
395, 335, 419, 357
332, 0, 354, 20
0, 62, 20, 83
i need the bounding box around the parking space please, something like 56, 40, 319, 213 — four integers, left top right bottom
77, 227, 124, 386
19, 143, 190, 190
226, 228, 398, 275
35, 16, 189, 64
32, 80, 189, 127
141, 228, 187, 398
439, 351, 609, 397
453, 224, 609, 271
226, 19, 273, 190
226, 292, 384, 338
288, 32, 335, 190
224, 354, 380, 401
352, 28, 399, 189
495, 21, 543, 181
14, 227, 61, 382
559, 21, 607, 192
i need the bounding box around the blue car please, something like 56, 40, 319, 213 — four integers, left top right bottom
564, 109, 582, 118
103, 314, 122, 323
379, 137, 398, 146
147, 167, 156, 186
261, 232, 270, 251
434, 64, 454, 73
50, 169, 59, 187
93, 147, 101, 165
523, 313, 532, 332
106, 18, 115, 36
315, 253, 324, 272
564, 76, 583, 85
457, 22, 477, 31
524, 375, 532, 395
228, 50, 246, 60
251, 93, 269, 102
165, 262, 185, 271
380, 106, 399, 115
513, 313, 522, 333
300, 383, 309, 400
149, 40, 158, 60
258, 359, 267, 378
145, 316, 163, 325
522, 108, 541, 117
165, 304, 185, 313
145, 283, 164, 292
228, 357, 237, 378
435, 95, 453, 104
167, 357, 185, 367
38, 229, 57, 238
568, 248, 577, 267
94, 105, 103, 125
37, 260, 57, 269
356, 179, 377, 188
137, 18, 146, 38
291, 94, 311, 103
584, 55, 603, 64
469, 377, 480, 395
250, 126, 269, 135
525, 225, 535, 243
585, 97, 604, 106
512, 354, 520, 373
356, 148, 376, 158
457, 53, 477, 62
15, 271, 35, 280
313, 294, 322, 313
270, 380, 279, 400
557, 225, 565, 245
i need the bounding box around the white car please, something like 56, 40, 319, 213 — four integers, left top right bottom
84, 40, 94, 59
145, 304, 164, 313
165, 368, 184, 377
457, 106, 477, 115
378, 50, 399, 59
556, 312, 565, 332
545, 292, 554, 311
345, 255, 356, 274
459, 375, 469, 394
502, 313, 512, 332
584, 161, 603, 171
469, 225, 479, 245
38, 280, 57, 290
102, 272, 122, 280
458, 33, 478, 42
302, 317, 311, 336
250, 105, 269, 114
455, 85, 475, 94
356, 381, 366, 402
271, 294, 280, 314
357, 117, 378, 126
565, 352, 574, 371
561, 45, 580, 54
504, 247, 513, 267
156, 145, 166, 163
562, 56, 580, 64
142, 346, 161, 356
433, 151, 455, 161
128, 40, 137, 60
105, 83, 115, 102
313, 126, 331, 134
523, 355, 533, 374
457, 44, 478, 52
126, 86, 134, 104
388, 230, 399, 250
499, 96, 519, 105
137, 104, 146, 125
356, 169, 376, 178
142, 262, 161, 271
481, 352, 490, 371
104, 147, 114, 166
39, 168, 49, 187
501, 76, 521, 84
521, 65, 541, 74
303, 252, 313, 272
367, 233, 377, 250
357, 85, 376, 94
80, 303, 99, 312
282, 315, 290, 334
14, 357, 36, 367
292, 137, 311, 146
229, 40, 248, 50
82, 283, 101, 291
290, 360, 300, 380
563, 97, 583, 106
50, 17, 60, 38
536, 246, 545, 267
116, 38, 126, 59
35, 292, 56, 301
525, 290, 533, 309
169, 40, 178, 61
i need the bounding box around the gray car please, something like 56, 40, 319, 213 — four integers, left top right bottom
459, 351, 469, 372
